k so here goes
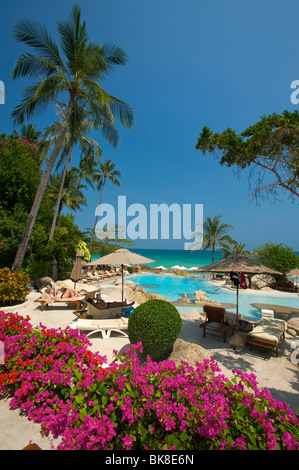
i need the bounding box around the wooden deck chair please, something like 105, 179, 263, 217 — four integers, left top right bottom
35, 288, 85, 315
247, 318, 286, 356
200, 305, 230, 342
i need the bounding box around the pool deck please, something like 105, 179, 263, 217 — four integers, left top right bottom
0, 283, 298, 450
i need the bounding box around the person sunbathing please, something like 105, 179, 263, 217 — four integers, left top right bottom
92, 299, 134, 309
47, 287, 81, 300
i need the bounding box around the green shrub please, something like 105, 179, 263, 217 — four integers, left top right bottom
128, 299, 182, 360
0, 267, 30, 306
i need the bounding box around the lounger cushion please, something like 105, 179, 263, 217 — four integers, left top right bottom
76, 317, 128, 331
248, 318, 286, 344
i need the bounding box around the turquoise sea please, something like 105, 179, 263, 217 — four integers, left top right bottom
117, 248, 222, 270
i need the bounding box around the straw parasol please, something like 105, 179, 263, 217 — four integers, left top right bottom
70, 250, 84, 288
196, 254, 283, 349
86, 249, 155, 312
288, 268, 299, 276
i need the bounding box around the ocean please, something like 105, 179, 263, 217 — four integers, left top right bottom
92, 248, 222, 270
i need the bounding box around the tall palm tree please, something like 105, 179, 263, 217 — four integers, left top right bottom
202, 215, 234, 263
89, 159, 121, 252
11, 3, 134, 268
219, 241, 247, 259
46, 169, 87, 215
45, 100, 118, 240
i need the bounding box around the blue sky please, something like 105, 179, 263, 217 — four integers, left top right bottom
0, 0, 298, 251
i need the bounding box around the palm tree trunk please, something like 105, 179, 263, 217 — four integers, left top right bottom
48, 142, 73, 241
88, 178, 106, 253
13, 96, 75, 269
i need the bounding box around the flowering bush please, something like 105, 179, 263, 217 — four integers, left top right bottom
0, 311, 298, 450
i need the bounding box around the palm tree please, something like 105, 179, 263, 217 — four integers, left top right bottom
11, 3, 134, 268
202, 215, 234, 263
219, 241, 247, 259
46, 169, 87, 215
45, 100, 118, 240
89, 159, 121, 252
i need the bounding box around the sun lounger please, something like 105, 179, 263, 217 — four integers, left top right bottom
200, 305, 230, 342
81, 300, 134, 319
35, 289, 86, 315
74, 317, 129, 339
247, 318, 286, 356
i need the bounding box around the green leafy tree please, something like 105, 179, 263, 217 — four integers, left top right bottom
195, 110, 299, 203
253, 242, 299, 273
11, 3, 134, 268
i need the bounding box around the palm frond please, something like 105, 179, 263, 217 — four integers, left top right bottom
12, 18, 65, 71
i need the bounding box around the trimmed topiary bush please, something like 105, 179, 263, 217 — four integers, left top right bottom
128, 299, 183, 360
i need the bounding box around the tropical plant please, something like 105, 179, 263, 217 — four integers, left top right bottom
128, 299, 183, 360
0, 268, 30, 306
253, 242, 299, 273
1, 312, 298, 450
45, 99, 120, 240
195, 110, 299, 203
11, 3, 134, 268
46, 169, 88, 215
219, 241, 247, 259
195, 215, 234, 263
89, 159, 121, 251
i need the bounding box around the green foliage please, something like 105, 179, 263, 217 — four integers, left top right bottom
128, 300, 183, 360
254, 242, 299, 274
0, 267, 30, 306
195, 110, 299, 202
76, 240, 90, 261
0, 135, 42, 212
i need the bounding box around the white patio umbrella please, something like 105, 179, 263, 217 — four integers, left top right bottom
188, 267, 199, 271
156, 266, 167, 270
86, 249, 155, 312
171, 265, 182, 270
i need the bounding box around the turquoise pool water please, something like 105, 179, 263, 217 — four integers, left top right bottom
123, 273, 299, 321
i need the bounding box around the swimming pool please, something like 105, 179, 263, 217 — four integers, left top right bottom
123, 273, 299, 321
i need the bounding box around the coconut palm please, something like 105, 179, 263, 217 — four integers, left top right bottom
89, 159, 121, 252
219, 241, 247, 259
202, 215, 234, 263
46, 169, 87, 215
45, 100, 118, 240
11, 3, 134, 268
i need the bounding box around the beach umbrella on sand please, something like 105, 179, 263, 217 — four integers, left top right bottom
70, 250, 83, 288
188, 267, 199, 271
196, 254, 283, 349
86, 249, 155, 312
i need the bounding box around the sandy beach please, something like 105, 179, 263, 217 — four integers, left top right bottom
0, 286, 298, 450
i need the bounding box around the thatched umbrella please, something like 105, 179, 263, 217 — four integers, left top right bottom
86, 249, 155, 312
70, 250, 84, 288
196, 254, 283, 348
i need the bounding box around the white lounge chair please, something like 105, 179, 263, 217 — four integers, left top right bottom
72, 317, 129, 339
